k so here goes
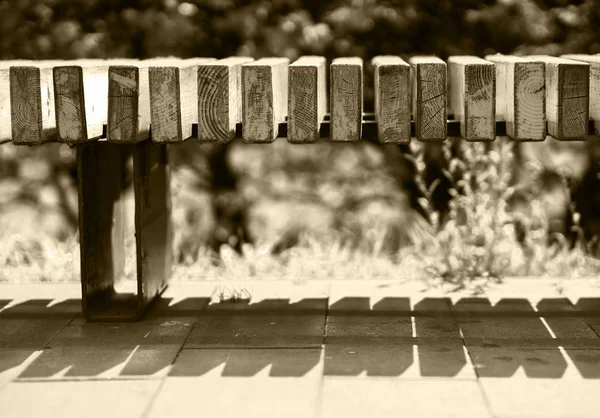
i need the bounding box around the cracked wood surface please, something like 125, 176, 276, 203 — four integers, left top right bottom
485, 55, 546, 141
409, 56, 447, 141
242, 58, 289, 143
562, 54, 600, 136
372, 56, 410, 144
197, 57, 253, 143
448, 56, 496, 141
529, 55, 589, 140
331, 57, 363, 142
288, 56, 327, 143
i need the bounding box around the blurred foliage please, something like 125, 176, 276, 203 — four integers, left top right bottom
1, 0, 598, 60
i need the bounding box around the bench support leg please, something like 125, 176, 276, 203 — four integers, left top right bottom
78, 140, 172, 321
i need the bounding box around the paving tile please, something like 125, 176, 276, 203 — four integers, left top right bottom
319, 379, 491, 418
184, 283, 327, 349
148, 349, 322, 418
468, 346, 569, 378
17, 321, 192, 379
0, 380, 160, 418
480, 376, 600, 417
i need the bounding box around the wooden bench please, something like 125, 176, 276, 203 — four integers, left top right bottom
0, 54, 598, 321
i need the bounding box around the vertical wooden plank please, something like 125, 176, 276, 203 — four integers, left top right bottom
54, 60, 111, 143
371, 55, 410, 144
0, 61, 27, 143
408, 56, 447, 142
148, 58, 215, 143
485, 54, 546, 141
330, 57, 363, 142
448, 56, 496, 141
288, 56, 327, 143
10, 61, 58, 144
562, 54, 600, 135
133, 140, 172, 308
78, 141, 128, 320
197, 57, 254, 143
107, 60, 156, 143
528, 55, 589, 140
242, 57, 289, 143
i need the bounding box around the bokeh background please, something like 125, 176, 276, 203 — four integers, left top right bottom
1, 0, 600, 282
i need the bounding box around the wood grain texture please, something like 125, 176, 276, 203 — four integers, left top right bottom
242, 57, 289, 143
197, 57, 253, 143
331, 57, 363, 142
10, 61, 58, 144
485, 54, 546, 141
288, 56, 327, 143
107, 60, 153, 143
409, 56, 447, 141
371, 55, 410, 144
562, 54, 600, 135
148, 58, 215, 143
0, 61, 29, 142
448, 56, 495, 141
528, 55, 589, 140
54, 60, 111, 143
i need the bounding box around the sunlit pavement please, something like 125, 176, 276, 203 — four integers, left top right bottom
1, 278, 600, 418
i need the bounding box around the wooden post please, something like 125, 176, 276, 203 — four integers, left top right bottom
107, 60, 153, 143
448, 56, 496, 141
528, 55, 589, 140
330, 57, 363, 142
53, 60, 111, 143
0, 61, 25, 143
408, 56, 447, 142
561, 54, 600, 135
78, 141, 129, 320
288, 56, 327, 143
242, 57, 289, 143
372, 56, 410, 144
197, 57, 254, 143
148, 58, 215, 143
10, 61, 58, 144
485, 55, 546, 141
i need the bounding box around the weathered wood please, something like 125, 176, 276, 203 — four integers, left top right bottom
148, 58, 215, 143
528, 55, 589, 140
331, 57, 363, 142
133, 140, 172, 310
53, 60, 112, 143
78, 141, 128, 320
288, 56, 327, 143
0, 61, 29, 143
408, 56, 447, 141
485, 54, 546, 141
448, 56, 496, 141
107, 60, 152, 143
242, 57, 289, 143
10, 61, 58, 144
562, 54, 600, 135
371, 55, 410, 144
197, 57, 253, 143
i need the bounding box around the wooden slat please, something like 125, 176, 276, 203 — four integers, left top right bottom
0, 61, 29, 143
528, 55, 589, 140
331, 57, 363, 142
409, 56, 447, 141
197, 57, 253, 143
53, 60, 112, 143
485, 54, 546, 141
107, 60, 152, 143
10, 61, 58, 144
562, 54, 600, 135
242, 57, 289, 143
288, 56, 327, 143
371, 55, 410, 144
148, 58, 215, 143
448, 56, 496, 141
